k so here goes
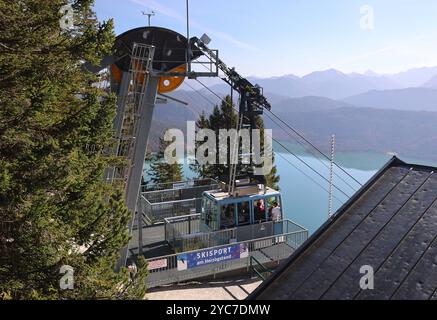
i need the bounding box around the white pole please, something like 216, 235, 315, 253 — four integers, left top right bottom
186, 0, 191, 73
328, 135, 335, 218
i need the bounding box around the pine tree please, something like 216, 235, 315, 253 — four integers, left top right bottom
148, 137, 184, 185
191, 95, 280, 189
256, 117, 281, 190
190, 97, 237, 180
0, 0, 146, 299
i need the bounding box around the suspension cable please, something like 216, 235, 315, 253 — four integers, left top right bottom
265, 109, 363, 187
263, 111, 358, 193
183, 80, 348, 202
275, 150, 346, 204
193, 78, 353, 199
194, 61, 363, 188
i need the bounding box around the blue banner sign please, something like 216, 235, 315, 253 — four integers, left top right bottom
177, 243, 249, 271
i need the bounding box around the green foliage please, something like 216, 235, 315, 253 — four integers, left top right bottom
147, 137, 184, 184
190, 95, 280, 189
0, 0, 146, 299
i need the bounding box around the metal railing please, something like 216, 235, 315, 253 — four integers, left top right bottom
142, 188, 183, 203
142, 184, 216, 204
140, 196, 202, 224
141, 179, 218, 193
139, 179, 219, 224
165, 213, 237, 253
149, 48, 220, 78
164, 216, 307, 253
175, 229, 236, 253
165, 214, 201, 245
145, 229, 308, 288
249, 256, 273, 281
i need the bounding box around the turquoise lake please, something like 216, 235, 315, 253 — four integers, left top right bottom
144, 143, 436, 235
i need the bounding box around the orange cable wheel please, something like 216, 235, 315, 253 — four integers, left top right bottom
111, 63, 123, 83
158, 65, 186, 94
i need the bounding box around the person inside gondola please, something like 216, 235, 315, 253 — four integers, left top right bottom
237, 202, 250, 226
221, 204, 235, 229
254, 200, 266, 223
271, 201, 282, 222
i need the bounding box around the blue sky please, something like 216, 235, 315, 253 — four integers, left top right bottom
94, 0, 437, 77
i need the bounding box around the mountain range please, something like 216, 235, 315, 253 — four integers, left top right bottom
343, 88, 437, 112
203, 66, 437, 100
423, 74, 437, 89
149, 66, 437, 162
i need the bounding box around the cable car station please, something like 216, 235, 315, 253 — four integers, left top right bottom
89, 25, 309, 288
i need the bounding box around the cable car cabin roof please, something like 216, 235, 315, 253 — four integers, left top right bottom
203, 187, 281, 206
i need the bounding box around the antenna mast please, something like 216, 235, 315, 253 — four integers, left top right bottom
142, 10, 155, 26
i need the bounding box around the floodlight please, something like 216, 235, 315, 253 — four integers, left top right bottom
200, 33, 212, 45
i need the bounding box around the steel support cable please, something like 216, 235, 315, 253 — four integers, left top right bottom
190, 63, 351, 191
183, 80, 220, 107
193, 61, 362, 188
265, 109, 363, 187
274, 149, 346, 204
268, 137, 352, 199
184, 80, 346, 203
263, 111, 358, 194
193, 79, 353, 199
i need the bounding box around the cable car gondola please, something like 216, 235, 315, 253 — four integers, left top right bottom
200, 179, 283, 232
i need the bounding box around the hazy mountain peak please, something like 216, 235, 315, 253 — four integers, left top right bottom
261, 74, 300, 80
422, 74, 437, 88
302, 69, 346, 82
183, 66, 437, 100
282, 74, 300, 79
304, 68, 344, 76
364, 70, 379, 77
389, 66, 437, 87
343, 87, 437, 112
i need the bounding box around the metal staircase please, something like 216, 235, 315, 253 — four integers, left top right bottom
109, 43, 155, 192
249, 256, 273, 281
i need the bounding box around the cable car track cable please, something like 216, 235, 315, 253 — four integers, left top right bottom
192, 79, 353, 199
193, 61, 363, 188
262, 111, 359, 193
